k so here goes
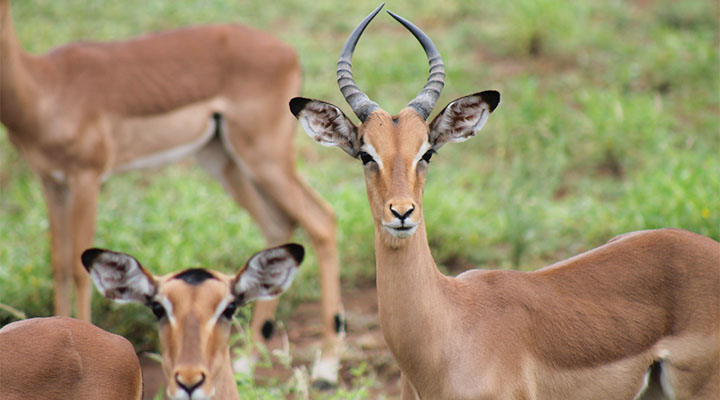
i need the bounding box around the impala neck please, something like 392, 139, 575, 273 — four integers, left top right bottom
374, 218, 451, 381
0, 0, 44, 133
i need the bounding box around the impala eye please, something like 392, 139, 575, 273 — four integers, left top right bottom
358, 151, 374, 165
150, 302, 166, 320
421, 149, 435, 163
222, 302, 238, 319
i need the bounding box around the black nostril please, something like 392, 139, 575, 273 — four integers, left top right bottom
390, 206, 401, 219
176, 372, 205, 394
195, 373, 206, 390
390, 206, 415, 221
401, 206, 415, 220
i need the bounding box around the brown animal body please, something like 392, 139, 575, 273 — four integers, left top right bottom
0, 316, 143, 400
1, 0, 342, 383
82, 244, 304, 400
290, 4, 720, 399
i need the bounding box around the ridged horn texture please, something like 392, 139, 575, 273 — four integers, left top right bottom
337, 3, 384, 122
387, 10, 446, 120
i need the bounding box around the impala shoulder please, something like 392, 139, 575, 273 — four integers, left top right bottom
608, 228, 717, 247
58, 317, 135, 352
606, 228, 667, 243
455, 268, 493, 281
454, 270, 537, 302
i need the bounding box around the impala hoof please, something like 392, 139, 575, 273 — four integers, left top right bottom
311, 355, 339, 390
312, 378, 336, 391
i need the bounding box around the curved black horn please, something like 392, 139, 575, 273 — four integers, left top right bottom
387, 10, 445, 120
337, 3, 384, 122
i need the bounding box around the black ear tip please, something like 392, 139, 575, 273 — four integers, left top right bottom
480, 90, 500, 112
81, 248, 103, 270
289, 97, 311, 118
284, 243, 305, 265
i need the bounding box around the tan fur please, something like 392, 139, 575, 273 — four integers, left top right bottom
83, 244, 303, 399
0, 317, 143, 400
361, 110, 720, 399
153, 272, 241, 400
0, 0, 341, 368
360, 109, 428, 247
297, 99, 720, 398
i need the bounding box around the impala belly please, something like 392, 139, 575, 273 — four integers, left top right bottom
110, 99, 225, 174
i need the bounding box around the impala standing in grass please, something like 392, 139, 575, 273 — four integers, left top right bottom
290, 4, 720, 399
0, 0, 342, 384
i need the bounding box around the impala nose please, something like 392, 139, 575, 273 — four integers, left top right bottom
175, 368, 206, 396
389, 203, 416, 222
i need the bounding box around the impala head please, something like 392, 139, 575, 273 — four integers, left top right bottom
290, 3, 499, 247
82, 244, 304, 400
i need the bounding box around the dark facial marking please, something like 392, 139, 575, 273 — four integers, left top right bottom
172, 268, 217, 286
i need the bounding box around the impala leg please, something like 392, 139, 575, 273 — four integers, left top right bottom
247, 163, 342, 387
41, 172, 99, 321
219, 118, 342, 386
217, 160, 294, 345
41, 177, 73, 317
68, 171, 100, 322
196, 137, 295, 352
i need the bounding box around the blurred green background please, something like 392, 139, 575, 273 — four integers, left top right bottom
1, 0, 718, 397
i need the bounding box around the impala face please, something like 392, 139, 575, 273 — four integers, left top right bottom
290, 3, 499, 246
82, 244, 303, 400
354, 108, 431, 240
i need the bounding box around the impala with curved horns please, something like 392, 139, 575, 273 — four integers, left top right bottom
290, 4, 720, 399
0, 316, 143, 400
82, 243, 304, 400
0, 0, 342, 385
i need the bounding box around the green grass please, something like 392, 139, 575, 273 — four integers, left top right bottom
1, 0, 718, 397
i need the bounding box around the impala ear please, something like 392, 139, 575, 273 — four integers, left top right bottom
290, 97, 360, 158
232, 243, 304, 303
81, 248, 157, 303
428, 90, 500, 149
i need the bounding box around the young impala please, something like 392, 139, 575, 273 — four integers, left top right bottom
0, 316, 143, 400
0, 0, 341, 383
82, 243, 303, 400
290, 4, 720, 399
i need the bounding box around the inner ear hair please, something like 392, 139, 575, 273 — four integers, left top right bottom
293, 98, 360, 157
429, 91, 500, 148
82, 248, 157, 303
